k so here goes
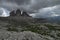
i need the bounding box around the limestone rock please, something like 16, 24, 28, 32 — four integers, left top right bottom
15, 9, 21, 16
21, 11, 30, 17
0, 31, 54, 40
10, 10, 16, 16
10, 9, 31, 17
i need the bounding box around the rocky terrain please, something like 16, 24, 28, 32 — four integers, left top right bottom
0, 9, 60, 40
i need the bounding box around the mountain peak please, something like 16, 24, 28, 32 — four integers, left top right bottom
10, 9, 30, 17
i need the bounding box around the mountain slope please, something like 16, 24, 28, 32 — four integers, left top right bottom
0, 9, 60, 40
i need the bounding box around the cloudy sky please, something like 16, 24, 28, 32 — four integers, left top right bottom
0, 0, 60, 17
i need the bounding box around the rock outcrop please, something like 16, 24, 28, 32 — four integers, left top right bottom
10, 9, 30, 17
21, 11, 30, 17
15, 9, 21, 16
10, 10, 16, 16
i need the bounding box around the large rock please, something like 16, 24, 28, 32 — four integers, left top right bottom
10, 9, 31, 17
15, 9, 21, 16
21, 11, 30, 17
10, 10, 16, 16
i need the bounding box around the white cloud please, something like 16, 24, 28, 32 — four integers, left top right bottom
0, 7, 10, 17
31, 5, 60, 18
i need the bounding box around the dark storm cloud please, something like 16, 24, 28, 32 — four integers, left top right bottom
0, 0, 30, 5
0, 0, 30, 11
0, 0, 60, 17
0, 0, 60, 11
14, 0, 30, 5
31, 5, 60, 18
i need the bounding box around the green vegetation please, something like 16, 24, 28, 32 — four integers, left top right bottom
44, 24, 56, 30
6, 21, 60, 36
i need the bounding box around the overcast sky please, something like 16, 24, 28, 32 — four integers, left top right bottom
0, 0, 60, 17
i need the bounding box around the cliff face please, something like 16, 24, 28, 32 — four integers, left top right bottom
10, 10, 16, 16
15, 9, 21, 16
10, 9, 30, 17
9, 9, 47, 23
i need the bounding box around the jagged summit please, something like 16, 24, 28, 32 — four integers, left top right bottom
0, 9, 47, 24
21, 11, 30, 17
15, 9, 21, 16
10, 9, 30, 17
10, 10, 16, 16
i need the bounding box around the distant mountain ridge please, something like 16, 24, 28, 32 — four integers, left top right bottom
46, 16, 60, 24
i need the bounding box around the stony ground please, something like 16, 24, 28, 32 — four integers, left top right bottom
0, 30, 55, 40
0, 17, 60, 40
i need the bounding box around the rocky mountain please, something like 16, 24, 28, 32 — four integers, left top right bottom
10, 9, 30, 17
0, 9, 60, 40
0, 9, 47, 24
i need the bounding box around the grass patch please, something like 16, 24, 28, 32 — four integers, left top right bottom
7, 27, 18, 32
44, 24, 56, 30
21, 24, 50, 35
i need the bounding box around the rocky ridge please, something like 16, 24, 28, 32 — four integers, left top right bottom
0, 9, 60, 40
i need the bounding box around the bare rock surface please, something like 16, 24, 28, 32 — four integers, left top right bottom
0, 30, 54, 40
